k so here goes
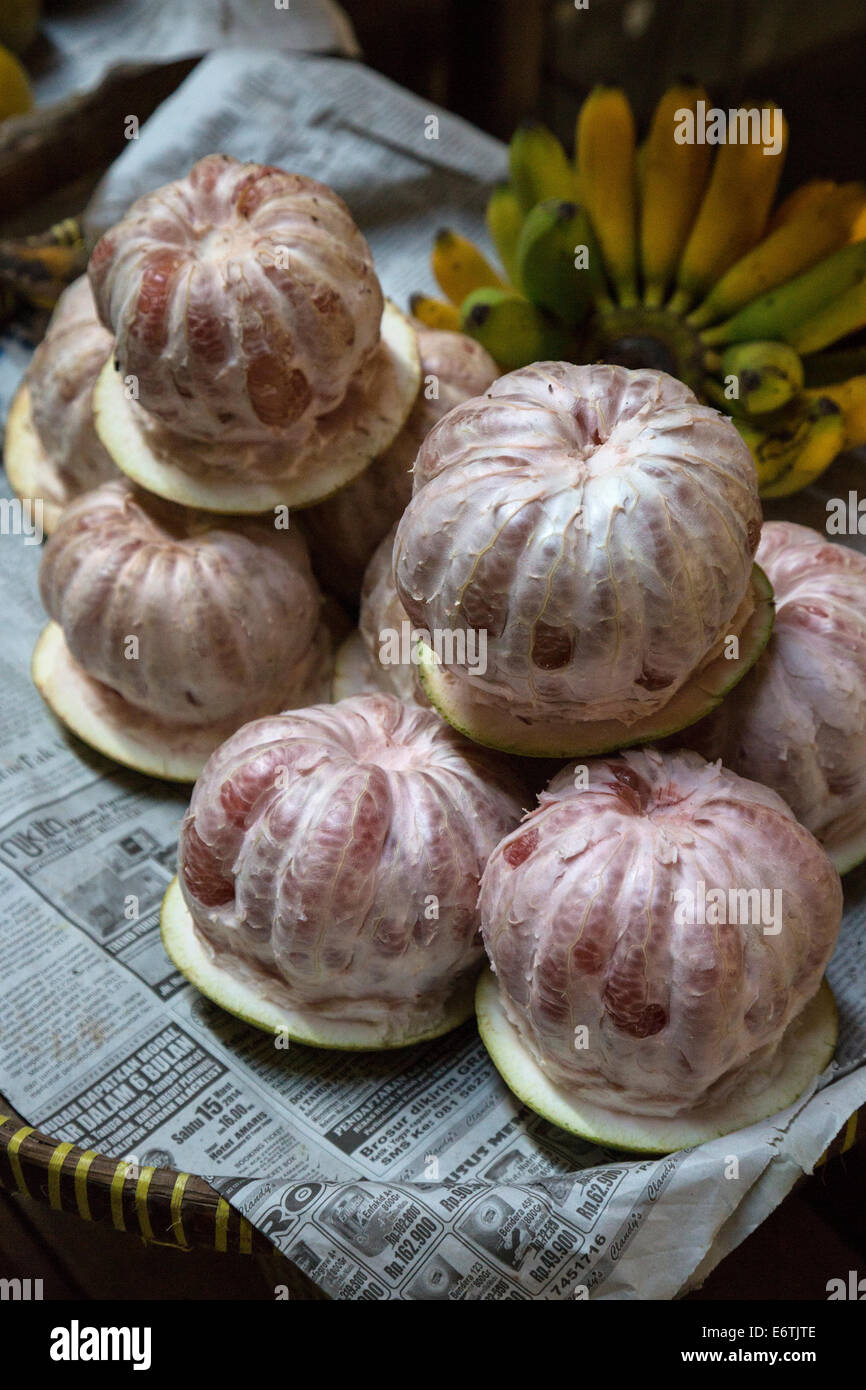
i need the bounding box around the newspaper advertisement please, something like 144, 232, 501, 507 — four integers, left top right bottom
1, 50, 865, 1301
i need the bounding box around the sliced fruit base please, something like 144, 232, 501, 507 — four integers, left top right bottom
475, 968, 837, 1154
160, 877, 476, 1051
419, 565, 774, 758
92, 301, 421, 515
31, 621, 332, 783
3, 382, 65, 534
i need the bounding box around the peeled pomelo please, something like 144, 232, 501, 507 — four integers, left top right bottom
476, 747, 842, 1151
90, 157, 386, 444
395, 363, 765, 754
682, 521, 866, 876
33, 479, 334, 779
5, 278, 117, 531
168, 694, 525, 1048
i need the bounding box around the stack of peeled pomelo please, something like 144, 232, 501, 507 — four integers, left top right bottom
8, 139, 865, 1155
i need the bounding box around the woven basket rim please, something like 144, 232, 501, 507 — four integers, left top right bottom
0, 1099, 262, 1255
2, 1094, 860, 1257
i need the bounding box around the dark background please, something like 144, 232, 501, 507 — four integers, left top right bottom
342, 0, 866, 191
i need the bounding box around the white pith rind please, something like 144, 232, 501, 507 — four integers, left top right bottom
418, 565, 774, 758
31, 621, 331, 783
475, 967, 838, 1154
4, 384, 64, 535
160, 877, 476, 1050
91, 302, 420, 514
332, 630, 382, 701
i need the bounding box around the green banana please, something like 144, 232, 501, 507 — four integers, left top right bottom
702, 240, 866, 346
509, 121, 576, 215
787, 274, 866, 354
719, 341, 804, 416
515, 199, 601, 325
461, 287, 573, 370
486, 183, 524, 288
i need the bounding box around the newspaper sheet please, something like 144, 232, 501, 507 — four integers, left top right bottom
29, 0, 359, 104
1, 50, 865, 1301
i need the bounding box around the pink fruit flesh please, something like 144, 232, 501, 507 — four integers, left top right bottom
179, 693, 525, 1029
686, 521, 866, 863
395, 362, 761, 727
480, 746, 841, 1118
89, 154, 383, 445
38, 479, 323, 727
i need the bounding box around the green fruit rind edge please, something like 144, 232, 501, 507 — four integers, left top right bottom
92, 301, 421, 515
160, 877, 475, 1052
419, 564, 774, 759
475, 967, 838, 1154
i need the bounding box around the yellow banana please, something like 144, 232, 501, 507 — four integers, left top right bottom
669, 102, 788, 315
485, 183, 524, 288
719, 341, 804, 416
805, 375, 866, 447
576, 86, 639, 307
849, 205, 866, 243
701, 240, 866, 347
431, 228, 505, 306
767, 180, 837, 234
737, 395, 845, 497
688, 182, 866, 329
509, 122, 576, 214
409, 293, 462, 332
787, 274, 866, 355
639, 84, 712, 309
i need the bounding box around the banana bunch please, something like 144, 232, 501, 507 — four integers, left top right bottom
413, 85, 866, 497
